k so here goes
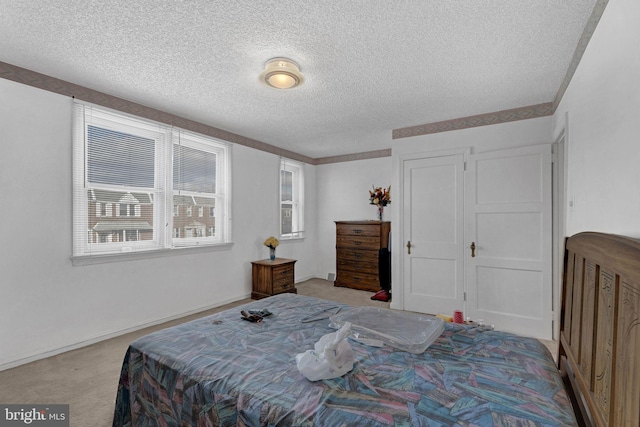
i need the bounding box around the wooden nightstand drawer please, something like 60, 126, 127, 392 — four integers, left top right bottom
273, 279, 294, 294
272, 265, 294, 291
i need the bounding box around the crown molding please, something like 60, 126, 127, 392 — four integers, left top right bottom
0, 61, 315, 165
314, 149, 392, 165
393, 0, 608, 141
0, 59, 387, 165
392, 103, 554, 139
553, 0, 609, 110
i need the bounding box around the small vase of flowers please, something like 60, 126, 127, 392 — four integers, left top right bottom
264, 236, 279, 260
369, 185, 391, 221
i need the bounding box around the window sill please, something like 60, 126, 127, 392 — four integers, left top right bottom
279, 235, 305, 243
71, 242, 234, 266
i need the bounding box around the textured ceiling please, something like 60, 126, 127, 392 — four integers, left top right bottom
0, 0, 597, 159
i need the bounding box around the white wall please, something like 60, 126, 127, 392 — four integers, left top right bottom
553, 0, 640, 237
315, 157, 392, 280
0, 78, 318, 370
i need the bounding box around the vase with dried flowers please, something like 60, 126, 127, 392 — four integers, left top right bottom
369, 185, 391, 221
263, 236, 279, 260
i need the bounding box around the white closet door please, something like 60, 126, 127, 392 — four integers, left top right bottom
402, 153, 465, 316
465, 144, 552, 339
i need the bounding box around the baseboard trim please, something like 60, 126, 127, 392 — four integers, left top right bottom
294, 274, 319, 283
0, 293, 250, 372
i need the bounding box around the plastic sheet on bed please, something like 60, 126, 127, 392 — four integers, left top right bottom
329, 306, 444, 353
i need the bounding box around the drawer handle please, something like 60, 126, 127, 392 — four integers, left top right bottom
354, 253, 362, 259
353, 229, 363, 234
280, 270, 289, 276
354, 241, 362, 246
281, 283, 290, 288
353, 277, 361, 282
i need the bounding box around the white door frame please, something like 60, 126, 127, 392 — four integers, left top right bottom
552, 113, 568, 341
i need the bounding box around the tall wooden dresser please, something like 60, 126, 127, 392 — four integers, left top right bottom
334, 221, 391, 291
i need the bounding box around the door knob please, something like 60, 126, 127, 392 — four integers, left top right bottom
407, 241, 412, 254
470, 242, 476, 257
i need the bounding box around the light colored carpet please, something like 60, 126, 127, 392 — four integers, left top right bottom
0, 278, 387, 426
0, 278, 556, 426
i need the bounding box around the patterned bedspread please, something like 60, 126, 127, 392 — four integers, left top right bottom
112, 293, 575, 426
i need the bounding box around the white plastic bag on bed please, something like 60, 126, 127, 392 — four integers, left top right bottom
295, 322, 354, 381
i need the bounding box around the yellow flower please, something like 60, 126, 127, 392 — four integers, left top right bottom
263, 236, 279, 248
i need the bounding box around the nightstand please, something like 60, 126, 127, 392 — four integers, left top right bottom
251, 258, 297, 300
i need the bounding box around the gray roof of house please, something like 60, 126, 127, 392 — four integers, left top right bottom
89, 189, 152, 204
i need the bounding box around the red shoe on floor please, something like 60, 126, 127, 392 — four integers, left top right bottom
371, 290, 391, 302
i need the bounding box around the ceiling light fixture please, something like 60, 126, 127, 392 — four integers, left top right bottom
260, 58, 304, 89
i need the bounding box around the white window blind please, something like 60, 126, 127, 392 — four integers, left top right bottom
280, 158, 304, 239
172, 130, 228, 246
72, 103, 231, 259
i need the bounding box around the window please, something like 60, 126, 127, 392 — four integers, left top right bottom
172, 130, 227, 246
117, 201, 140, 217
73, 103, 231, 258
280, 158, 304, 239
96, 202, 111, 217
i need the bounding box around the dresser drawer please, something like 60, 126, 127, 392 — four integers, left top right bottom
335, 270, 379, 291
336, 223, 381, 237
337, 257, 378, 274
336, 235, 380, 249
337, 248, 378, 263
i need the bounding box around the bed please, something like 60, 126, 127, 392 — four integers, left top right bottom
112, 291, 574, 426
113, 295, 578, 426
559, 232, 640, 427
115, 233, 640, 427
114, 232, 640, 426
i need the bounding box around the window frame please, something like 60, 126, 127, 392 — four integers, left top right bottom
72, 103, 232, 265
279, 158, 305, 240
171, 129, 229, 247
